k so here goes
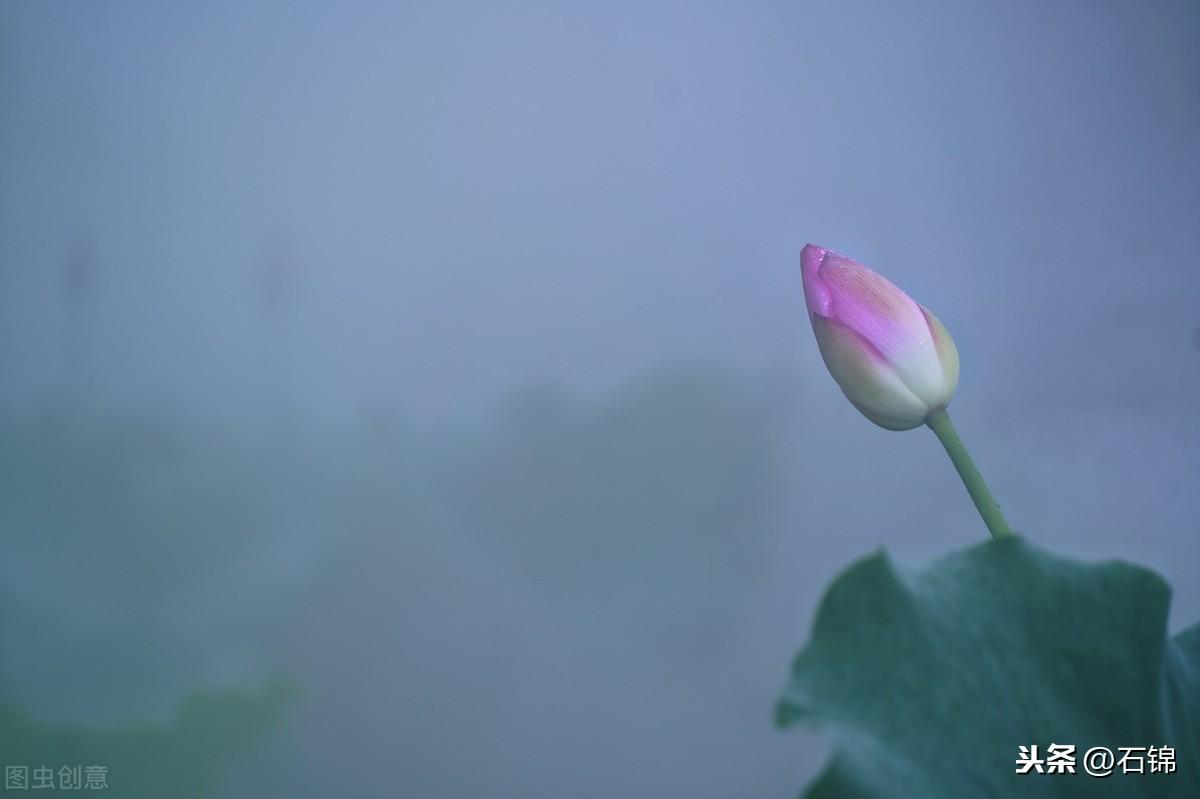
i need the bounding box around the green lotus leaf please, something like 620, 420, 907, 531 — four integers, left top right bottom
777, 536, 1199, 798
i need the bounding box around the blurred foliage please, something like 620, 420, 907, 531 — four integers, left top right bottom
0, 409, 313, 720
0, 410, 275, 606
438, 368, 779, 611
0, 366, 788, 795
777, 536, 1200, 798
0, 677, 297, 798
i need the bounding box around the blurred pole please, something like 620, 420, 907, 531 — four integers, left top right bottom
255, 242, 300, 437
61, 236, 97, 407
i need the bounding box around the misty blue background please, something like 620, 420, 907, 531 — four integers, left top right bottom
2, 2, 1198, 796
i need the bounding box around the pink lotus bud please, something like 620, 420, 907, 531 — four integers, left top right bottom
801, 244, 959, 431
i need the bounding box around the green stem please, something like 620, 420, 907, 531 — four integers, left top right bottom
925, 409, 1013, 539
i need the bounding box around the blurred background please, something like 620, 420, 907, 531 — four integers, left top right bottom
1, 1, 1198, 796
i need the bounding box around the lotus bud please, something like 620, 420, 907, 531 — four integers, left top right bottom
801, 244, 959, 431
